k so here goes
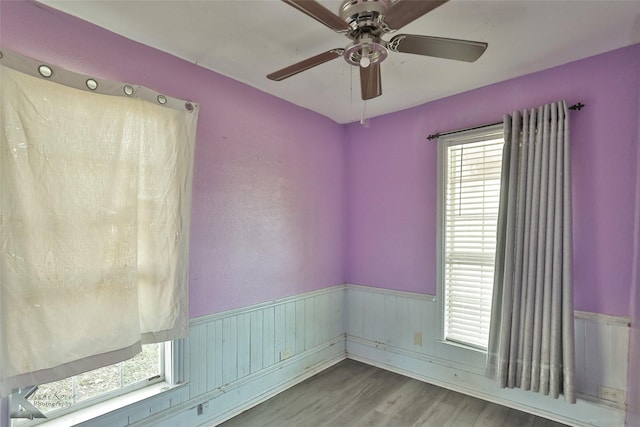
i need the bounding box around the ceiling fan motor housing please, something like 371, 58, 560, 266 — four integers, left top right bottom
339, 0, 392, 33
340, 0, 391, 67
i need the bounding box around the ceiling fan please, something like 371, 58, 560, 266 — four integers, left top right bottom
267, 0, 488, 100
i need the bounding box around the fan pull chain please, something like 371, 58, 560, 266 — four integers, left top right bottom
360, 100, 367, 125
350, 65, 354, 121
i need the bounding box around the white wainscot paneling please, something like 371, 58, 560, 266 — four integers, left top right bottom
165, 285, 346, 427
344, 284, 628, 427
75, 285, 346, 427
574, 311, 630, 406
16, 284, 627, 427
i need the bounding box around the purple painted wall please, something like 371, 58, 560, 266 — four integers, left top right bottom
0, 0, 346, 318
2, 1, 639, 318
627, 94, 640, 425
345, 44, 640, 317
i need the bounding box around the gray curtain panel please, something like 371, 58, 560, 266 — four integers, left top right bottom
486, 101, 576, 403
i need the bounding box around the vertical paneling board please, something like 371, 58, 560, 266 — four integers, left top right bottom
213, 320, 224, 389
250, 310, 263, 374
575, 314, 629, 399
206, 322, 216, 391
222, 316, 238, 385
606, 322, 629, 390
237, 313, 251, 379
295, 299, 306, 354
395, 296, 411, 349
383, 294, 396, 346
583, 319, 605, 397
304, 297, 316, 350
188, 323, 207, 399
262, 306, 275, 368
285, 301, 296, 358
198, 325, 208, 396
316, 291, 332, 345
574, 317, 588, 394
327, 288, 346, 339
274, 304, 286, 363
346, 287, 364, 338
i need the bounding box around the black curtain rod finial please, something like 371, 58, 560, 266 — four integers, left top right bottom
568, 102, 585, 111
427, 133, 440, 141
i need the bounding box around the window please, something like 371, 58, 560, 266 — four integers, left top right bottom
437, 124, 505, 350
1, 49, 195, 424
10, 343, 167, 425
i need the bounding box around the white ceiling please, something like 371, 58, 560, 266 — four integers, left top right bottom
39, 0, 640, 124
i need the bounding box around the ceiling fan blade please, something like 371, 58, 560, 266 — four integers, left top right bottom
384, 0, 448, 31
389, 34, 488, 62
267, 49, 344, 81
360, 63, 382, 100
281, 0, 350, 32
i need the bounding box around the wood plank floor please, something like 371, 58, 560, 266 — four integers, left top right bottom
219, 359, 569, 427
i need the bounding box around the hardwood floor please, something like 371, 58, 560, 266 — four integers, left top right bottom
219, 359, 569, 427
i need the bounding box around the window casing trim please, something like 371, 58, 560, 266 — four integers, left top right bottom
7, 340, 184, 426
436, 123, 505, 351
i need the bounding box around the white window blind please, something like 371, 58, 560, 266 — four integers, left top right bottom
440, 126, 504, 350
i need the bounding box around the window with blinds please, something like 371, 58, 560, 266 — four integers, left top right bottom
437, 124, 504, 350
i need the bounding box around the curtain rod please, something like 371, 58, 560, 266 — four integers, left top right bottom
426, 102, 585, 141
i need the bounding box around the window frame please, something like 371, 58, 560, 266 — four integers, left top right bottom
1, 49, 193, 427
7, 340, 184, 426
436, 123, 505, 352
1, 49, 194, 399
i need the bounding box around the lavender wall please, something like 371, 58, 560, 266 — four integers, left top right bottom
2, 1, 638, 318
345, 44, 640, 317
627, 95, 640, 425
0, 0, 346, 318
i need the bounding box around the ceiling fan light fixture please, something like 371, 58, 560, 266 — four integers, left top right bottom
344, 34, 388, 67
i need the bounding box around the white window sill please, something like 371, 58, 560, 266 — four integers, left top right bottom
437, 338, 488, 355
29, 382, 183, 427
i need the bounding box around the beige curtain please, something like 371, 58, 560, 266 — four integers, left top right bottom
486, 101, 576, 403
0, 50, 198, 396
